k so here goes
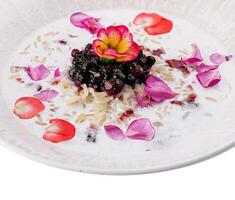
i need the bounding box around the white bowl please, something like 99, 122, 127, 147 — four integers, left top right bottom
0, 0, 235, 175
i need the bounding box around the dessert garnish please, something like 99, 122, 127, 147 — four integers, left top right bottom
69, 25, 156, 95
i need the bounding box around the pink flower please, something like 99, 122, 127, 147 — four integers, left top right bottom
70, 12, 103, 34
92, 25, 141, 62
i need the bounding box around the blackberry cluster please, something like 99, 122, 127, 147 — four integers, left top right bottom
69, 43, 156, 95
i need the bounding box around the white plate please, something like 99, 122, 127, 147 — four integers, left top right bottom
0, 0, 235, 175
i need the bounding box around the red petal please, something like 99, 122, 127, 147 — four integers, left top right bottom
43, 119, 76, 143
133, 13, 162, 27
144, 18, 173, 35
13, 97, 45, 119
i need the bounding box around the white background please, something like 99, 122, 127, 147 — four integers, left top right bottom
0, 145, 234, 200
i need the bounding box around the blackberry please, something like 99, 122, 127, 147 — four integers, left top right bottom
71, 49, 79, 57
146, 56, 156, 66
126, 74, 136, 85
105, 79, 124, 95
130, 64, 143, 77
69, 46, 156, 95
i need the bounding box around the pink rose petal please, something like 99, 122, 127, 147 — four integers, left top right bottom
54, 68, 61, 78
70, 12, 103, 34
184, 44, 203, 63
145, 75, 177, 103
70, 12, 90, 27
136, 94, 151, 108
210, 53, 233, 65
196, 69, 221, 88
104, 125, 125, 141
24, 65, 50, 81
195, 63, 219, 73
125, 118, 155, 141
34, 89, 59, 102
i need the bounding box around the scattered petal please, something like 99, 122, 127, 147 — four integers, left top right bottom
210, 53, 233, 64
196, 69, 221, 88
104, 125, 125, 141
133, 13, 162, 27
195, 63, 219, 73
144, 18, 173, 35
184, 44, 203, 63
136, 94, 151, 108
70, 12, 103, 34
24, 65, 50, 81
54, 68, 61, 78
166, 59, 190, 75
43, 119, 76, 143
145, 75, 177, 103
81, 17, 103, 34
126, 118, 155, 141
70, 12, 90, 27
34, 89, 59, 102
13, 97, 45, 119
152, 48, 166, 57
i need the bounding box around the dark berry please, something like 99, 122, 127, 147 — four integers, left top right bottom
138, 55, 147, 64
126, 74, 136, 85
71, 49, 79, 57
146, 56, 156, 66
69, 47, 155, 95
130, 65, 143, 76
105, 79, 124, 95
